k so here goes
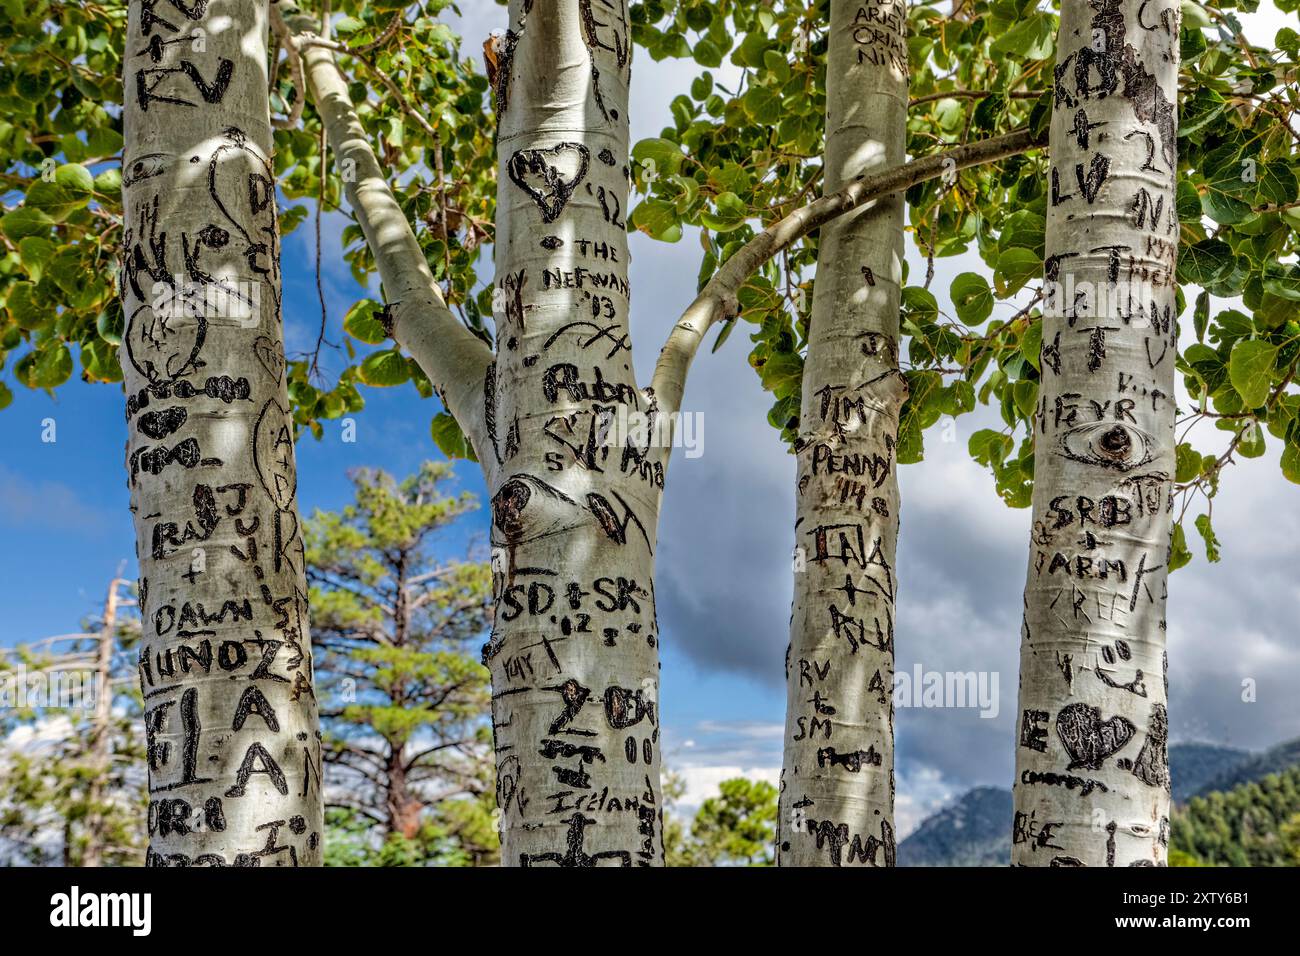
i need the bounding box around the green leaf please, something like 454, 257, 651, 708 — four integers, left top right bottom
631, 137, 685, 179
1193, 290, 1209, 342
1228, 339, 1278, 408
81, 337, 122, 383
994, 248, 1040, 296
699, 191, 747, 232
711, 317, 737, 353
343, 300, 388, 345
54, 163, 94, 195
5, 281, 46, 330
1175, 443, 1202, 483
951, 272, 993, 325
1194, 513, 1221, 563
1020, 319, 1043, 370
1261, 264, 1300, 302
630, 199, 682, 242
743, 85, 782, 125
950, 380, 976, 415
1169, 521, 1193, 572
430, 412, 478, 462
19, 342, 73, 388
17, 236, 55, 282
1237, 421, 1266, 459
1257, 162, 1297, 207
990, 14, 1056, 59
1012, 379, 1038, 418
1181, 1, 1213, 29
757, 350, 802, 397
969, 428, 1013, 467
901, 286, 939, 322
93, 168, 122, 197
358, 349, 410, 387
1281, 443, 1300, 484
1177, 239, 1232, 286
24, 180, 88, 219
693, 38, 723, 67
1178, 87, 1225, 136
1, 207, 55, 241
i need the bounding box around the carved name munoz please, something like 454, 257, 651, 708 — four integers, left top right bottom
121, 0, 321, 866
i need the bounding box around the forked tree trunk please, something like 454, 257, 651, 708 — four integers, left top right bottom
1012, 0, 1179, 866
777, 0, 908, 867
483, 0, 666, 866
121, 0, 322, 865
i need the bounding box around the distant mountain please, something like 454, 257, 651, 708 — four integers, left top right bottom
899, 741, 1283, 866
1194, 738, 1300, 799
1170, 742, 1250, 802
898, 786, 1010, 867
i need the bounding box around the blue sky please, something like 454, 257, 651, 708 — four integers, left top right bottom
2, 2, 1298, 833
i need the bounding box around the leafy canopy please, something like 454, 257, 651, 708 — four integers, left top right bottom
4, 0, 1299, 566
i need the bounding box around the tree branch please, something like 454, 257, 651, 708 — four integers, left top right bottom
280, 2, 493, 453
650, 126, 1048, 417
268, 3, 306, 130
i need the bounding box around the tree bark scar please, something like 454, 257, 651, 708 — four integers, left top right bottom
491, 28, 520, 113
1076, 0, 1177, 168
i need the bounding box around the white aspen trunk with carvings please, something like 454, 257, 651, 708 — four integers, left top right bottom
777, 0, 908, 867
121, 0, 322, 865
1011, 0, 1179, 866
287, 0, 1045, 869
482, 0, 666, 866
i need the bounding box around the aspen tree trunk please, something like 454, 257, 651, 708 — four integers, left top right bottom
483, 0, 667, 866
1011, 0, 1179, 866
778, 0, 908, 867
121, 0, 323, 865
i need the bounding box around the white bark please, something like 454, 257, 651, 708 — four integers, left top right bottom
777, 0, 908, 867
286, 6, 495, 441
1012, 0, 1179, 866
121, 0, 322, 865
483, 0, 668, 866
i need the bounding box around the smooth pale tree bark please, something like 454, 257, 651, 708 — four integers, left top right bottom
121, 0, 323, 865
778, 0, 908, 868
1012, 0, 1179, 866
480, 0, 668, 867
284, 0, 1045, 867
295, 0, 665, 866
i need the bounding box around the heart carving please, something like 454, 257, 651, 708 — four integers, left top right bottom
507, 143, 590, 223
1056, 702, 1135, 771
253, 335, 284, 383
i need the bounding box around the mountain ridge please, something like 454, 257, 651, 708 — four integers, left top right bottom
899, 739, 1283, 867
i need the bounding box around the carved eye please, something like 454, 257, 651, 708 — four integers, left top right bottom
1059, 422, 1154, 472
123, 152, 168, 187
